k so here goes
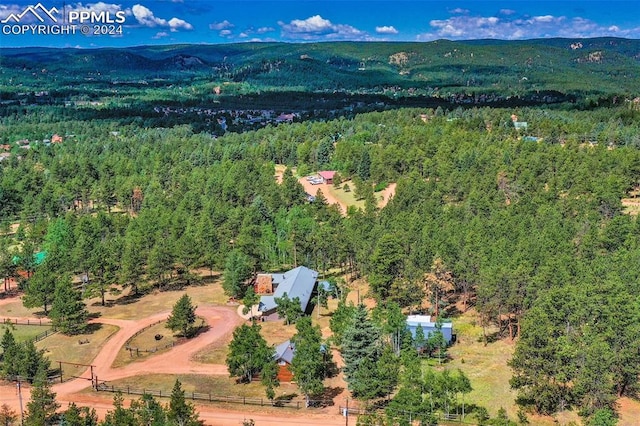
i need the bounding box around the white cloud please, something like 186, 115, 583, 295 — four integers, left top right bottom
376, 25, 398, 35
168, 17, 192, 31
239, 32, 249, 38
131, 4, 192, 31
279, 15, 367, 40
256, 26, 275, 34
209, 20, 233, 30
219, 29, 232, 36
450, 8, 469, 14
132, 4, 165, 26
153, 31, 168, 39
417, 11, 640, 41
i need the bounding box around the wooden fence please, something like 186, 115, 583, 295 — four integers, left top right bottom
2, 317, 51, 326
95, 382, 310, 409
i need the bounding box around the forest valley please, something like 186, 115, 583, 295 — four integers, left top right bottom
2, 59, 640, 424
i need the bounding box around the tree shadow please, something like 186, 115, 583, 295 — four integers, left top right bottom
82, 322, 103, 334
314, 386, 343, 407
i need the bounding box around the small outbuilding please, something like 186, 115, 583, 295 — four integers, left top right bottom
406, 315, 454, 344
317, 171, 336, 185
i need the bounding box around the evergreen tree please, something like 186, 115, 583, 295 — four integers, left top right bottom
101, 393, 133, 426
62, 402, 98, 426
24, 365, 59, 426
50, 277, 88, 335
274, 293, 303, 325
1, 328, 19, 378
329, 299, 357, 346
241, 286, 259, 319
316, 138, 335, 167
129, 393, 167, 426
0, 404, 17, 426
167, 379, 201, 426
357, 149, 371, 180
226, 323, 274, 382
22, 259, 57, 315
19, 340, 50, 384
260, 357, 280, 400
222, 249, 253, 299
341, 305, 381, 387
290, 317, 326, 406
166, 294, 197, 338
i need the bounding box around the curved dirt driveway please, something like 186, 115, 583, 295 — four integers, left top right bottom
0, 296, 347, 425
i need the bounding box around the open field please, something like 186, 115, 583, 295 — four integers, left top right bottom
0, 323, 49, 342
94, 373, 300, 400
446, 309, 581, 425
112, 319, 181, 368
38, 324, 119, 380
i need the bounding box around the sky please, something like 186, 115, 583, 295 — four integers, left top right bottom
1, 1, 640, 48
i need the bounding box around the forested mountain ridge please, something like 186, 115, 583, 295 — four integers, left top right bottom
2, 101, 640, 422
2, 37, 640, 101
3, 37, 640, 424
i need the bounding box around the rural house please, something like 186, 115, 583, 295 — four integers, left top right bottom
317, 170, 336, 184
258, 266, 319, 317
406, 315, 454, 344
273, 340, 296, 381
273, 339, 328, 382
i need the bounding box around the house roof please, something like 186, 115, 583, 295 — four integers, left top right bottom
274, 340, 295, 364
259, 266, 318, 313
274, 339, 326, 364
317, 171, 336, 180
406, 315, 453, 329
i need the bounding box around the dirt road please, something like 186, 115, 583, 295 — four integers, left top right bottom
0, 294, 347, 425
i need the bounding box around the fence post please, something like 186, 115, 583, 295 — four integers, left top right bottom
243, 396, 246, 405
127, 385, 130, 394
209, 393, 211, 402
59, 361, 63, 383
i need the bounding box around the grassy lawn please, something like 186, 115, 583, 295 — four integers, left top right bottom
1, 323, 50, 342
446, 309, 580, 425
192, 317, 296, 366
87, 278, 226, 321
0, 298, 44, 318
94, 373, 300, 401
325, 181, 365, 210
112, 319, 182, 368
37, 324, 119, 380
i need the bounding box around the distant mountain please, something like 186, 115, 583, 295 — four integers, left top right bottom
1, 38, 639, 99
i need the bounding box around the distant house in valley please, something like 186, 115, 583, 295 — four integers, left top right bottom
258, 266, 319, 317
1, 144, 11, 151
275, 113, 296, 123
0, 153, 11, 162
51, 134, 63, 144
317, 170, 336, 185
406, 315, 454, 344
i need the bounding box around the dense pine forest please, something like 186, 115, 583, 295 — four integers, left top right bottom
2, 39, 640, 425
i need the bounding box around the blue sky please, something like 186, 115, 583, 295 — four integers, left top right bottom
1, 1, 640, 48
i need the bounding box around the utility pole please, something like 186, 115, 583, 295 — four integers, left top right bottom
17, 379, 24, 425
345, 397, 349, 426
